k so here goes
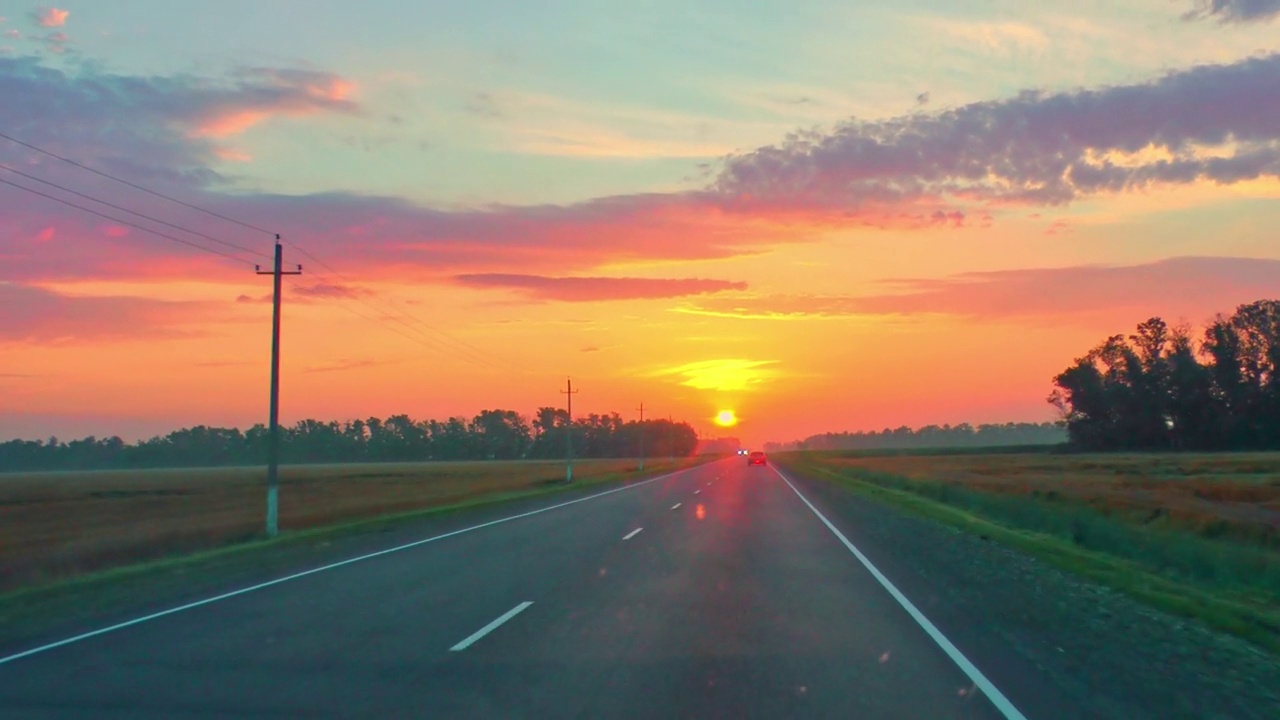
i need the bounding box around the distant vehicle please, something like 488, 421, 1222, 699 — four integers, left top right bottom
748, 451, 767, 466
737, 449, 748, 456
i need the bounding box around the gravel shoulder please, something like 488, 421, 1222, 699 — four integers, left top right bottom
781, 461, 1280, 720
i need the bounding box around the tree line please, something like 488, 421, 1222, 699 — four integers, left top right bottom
1050, 299, 1280, 451
764, 422, 1065, 453
0, 409, 700, 472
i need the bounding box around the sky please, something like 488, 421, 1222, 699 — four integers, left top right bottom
2, 0, 1280, 446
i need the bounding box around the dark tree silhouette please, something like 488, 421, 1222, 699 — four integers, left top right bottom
0, 409, 699, 472
1051, 300, 1280, 451
766, 422, 1065, 452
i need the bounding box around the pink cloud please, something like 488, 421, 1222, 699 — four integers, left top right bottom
188, 69, 358, 138
101, 225, 129, 238
235, 283, 369, 304
290, 282, 371, 300
678, 257, 1280, 325
5, 52, 1280, 290
41, 30, 68, 54
0, 283, 224, 344
34, 226, 54, 242
1044, 219, 1071, 236
31, 8, 68, 28
212, 146, 253, 162
452, 274, 748, 302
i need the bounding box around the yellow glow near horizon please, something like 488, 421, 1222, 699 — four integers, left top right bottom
715, 409, 738, 427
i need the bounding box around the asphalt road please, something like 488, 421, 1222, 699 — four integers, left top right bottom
0, 458, 1083, 718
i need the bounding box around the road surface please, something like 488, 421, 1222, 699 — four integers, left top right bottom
0, 458, 1082, 718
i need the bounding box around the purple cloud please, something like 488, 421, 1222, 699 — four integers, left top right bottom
1184, 0, 1280, 23
0, 57, 357, 187
714, 54, 1280, 212
4, 51, 1280, 293
452, 274, 748, 301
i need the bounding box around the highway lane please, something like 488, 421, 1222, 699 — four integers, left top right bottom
0, 457, 1073, 718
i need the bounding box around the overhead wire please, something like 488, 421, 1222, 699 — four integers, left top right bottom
0, 163, 269, 260
280, 238, 510, 369
284, 268, 511, 371
0, 129, 529, 373
0, 176, 256, 266
0, 130, 276, 236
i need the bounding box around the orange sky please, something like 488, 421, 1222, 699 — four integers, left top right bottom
3, 2, 1280, 445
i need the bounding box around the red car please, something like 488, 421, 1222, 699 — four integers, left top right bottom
748, 451, 767, 466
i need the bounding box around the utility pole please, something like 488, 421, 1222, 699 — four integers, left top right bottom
668, 414, 674, 459
256, 237, 301, 538
636, 402, 645, 471
561, 377, 579, 482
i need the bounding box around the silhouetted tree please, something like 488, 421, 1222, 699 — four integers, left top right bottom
1051, 300, 1280, 451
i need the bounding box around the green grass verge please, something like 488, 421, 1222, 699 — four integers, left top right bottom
780, 456, 1280, 654
0, 459, 707, 645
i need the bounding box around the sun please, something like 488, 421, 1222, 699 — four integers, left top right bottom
714, 409, 738, 427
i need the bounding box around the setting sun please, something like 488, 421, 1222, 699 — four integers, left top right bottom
715, 410, 738, 427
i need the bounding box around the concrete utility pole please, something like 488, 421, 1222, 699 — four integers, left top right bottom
256, 237, 301, 538
636, 402, 645, 472
561, 377, 579, 482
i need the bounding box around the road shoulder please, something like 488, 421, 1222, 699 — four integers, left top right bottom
777, 459, 1280, 720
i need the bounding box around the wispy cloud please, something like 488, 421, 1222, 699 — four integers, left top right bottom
303, 358, 386, 373
714, 53, 1280, 215
31, 7, 68, 28
464, 91, 503, 119
5, 52, 1280, 289
193, 360, 252, 368
914, 17, 1050, 56
290, 282, 371, 300
1183, 0, 1280, 24
648, 359, 783, 392
0, 56, 358, 189
676, 257, 1280, 325
0, 283, 223, 344
452, 274, 747, 302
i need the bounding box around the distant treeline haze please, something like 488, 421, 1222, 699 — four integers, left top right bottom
764, 422, 1065, 452
0, 409, 700, 472
1051, 300, 1280, 451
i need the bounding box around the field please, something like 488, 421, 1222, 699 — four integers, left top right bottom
781, 451, 1280, 651
0, 458, 701, 594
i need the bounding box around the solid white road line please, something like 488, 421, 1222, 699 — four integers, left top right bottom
771, 465, 1028, 720
0, 465, 704, 668
693, 490, 701, 495
623, 527, 644, 540
450, 601, 533, 651
671, 503, 682, 510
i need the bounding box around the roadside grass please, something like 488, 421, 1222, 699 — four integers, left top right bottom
779, 451, 1280, 653
0, 458, 706, 595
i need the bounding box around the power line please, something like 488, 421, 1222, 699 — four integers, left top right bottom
0, 176, 256, 266
0, 163, 269, 260
0, 129, 531, 374
282, 274, 500, 362
282, 239, 497, 355
0, 130, 277, 236
280, 239, 517, 370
